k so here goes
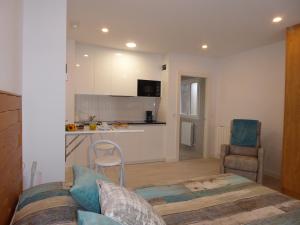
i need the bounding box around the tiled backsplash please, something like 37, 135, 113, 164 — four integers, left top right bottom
75, 94, 160, 122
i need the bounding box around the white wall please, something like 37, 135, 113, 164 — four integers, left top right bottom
216, 41, 285, 178
163, 53, 218, 161
0, 0, 22, 94
22, 0, 67, 188
157, 55, 169, 122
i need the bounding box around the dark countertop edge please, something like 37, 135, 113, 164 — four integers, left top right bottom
119, 122, 166, 125
75, 121, 166, 125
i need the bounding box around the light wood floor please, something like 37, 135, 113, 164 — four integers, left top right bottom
66, 158, 219, 188
65, 158, 280, 190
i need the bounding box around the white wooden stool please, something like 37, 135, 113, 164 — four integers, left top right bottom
89, 140, 125, 186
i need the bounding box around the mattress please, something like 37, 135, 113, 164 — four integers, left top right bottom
11, 174, 300, 225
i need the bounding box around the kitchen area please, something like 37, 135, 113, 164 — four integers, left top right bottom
65, 41, 167, 169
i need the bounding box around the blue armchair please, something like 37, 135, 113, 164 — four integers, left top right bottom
220, 119, 264, 183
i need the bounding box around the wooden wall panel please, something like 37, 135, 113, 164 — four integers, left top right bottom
282, 24, 300, 199
0, 91, 22, 225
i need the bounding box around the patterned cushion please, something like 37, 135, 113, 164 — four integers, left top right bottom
98, 180, 166, 225
230, 145, 258, 157
224, 155, 258, 172
70, 165, 110, 213
77, 210, 122, 225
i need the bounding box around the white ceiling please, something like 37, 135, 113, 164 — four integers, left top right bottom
67, 0, 300, 57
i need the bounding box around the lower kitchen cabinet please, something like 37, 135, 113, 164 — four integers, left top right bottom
65, 125, 166, 168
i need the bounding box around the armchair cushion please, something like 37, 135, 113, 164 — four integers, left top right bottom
230, 145, 258, 157
231, 119, 259, 147
224, 155, 258, 172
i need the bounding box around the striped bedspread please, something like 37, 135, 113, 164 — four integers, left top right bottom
135, 173, 300, 225
11, 182, 78, 225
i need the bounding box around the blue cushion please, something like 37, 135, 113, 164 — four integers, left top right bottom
78, 210, 122, 225
230, 119, 259, 147
70, 165, 110, 213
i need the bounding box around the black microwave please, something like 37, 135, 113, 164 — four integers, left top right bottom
137, 79, 161, 97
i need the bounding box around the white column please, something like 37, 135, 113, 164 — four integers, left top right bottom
22, 0, 67, 188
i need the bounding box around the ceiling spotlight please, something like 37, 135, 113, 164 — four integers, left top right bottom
272, 17, 283, 23
202, 44, 208, 49
75, 64, 80, 67
101, 27, 109, 33
71, 23, 79, 30
126, 42, 137, 48
83, 54, 89, 57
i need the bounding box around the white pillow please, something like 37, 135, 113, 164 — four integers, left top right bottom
97, 180, 166, 225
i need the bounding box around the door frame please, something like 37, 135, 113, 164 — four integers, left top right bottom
176, 72, 210, 160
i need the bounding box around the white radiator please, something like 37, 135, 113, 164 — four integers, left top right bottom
181, 121, 194, 146
216, 126, 230, 149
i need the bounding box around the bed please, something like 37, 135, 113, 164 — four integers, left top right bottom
10, 173, 300, 225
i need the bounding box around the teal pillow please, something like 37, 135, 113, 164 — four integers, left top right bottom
70, 165, 110, 213
78, 210, 122, 225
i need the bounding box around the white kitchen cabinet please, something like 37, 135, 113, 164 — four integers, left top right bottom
101, 125, 165, 163
105, 131, 145, 162
94, 49, 113, 95
70, 43, 162, 96
73, 45, 94, 95
110, 54, 138, 96
140, 125, 165, 161
135, 54, 162, 81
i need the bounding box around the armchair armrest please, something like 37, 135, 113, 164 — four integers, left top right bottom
220, 144, 230, 173
257, 147, 264, 184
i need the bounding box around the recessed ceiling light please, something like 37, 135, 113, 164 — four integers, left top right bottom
83, 54, 89, 57
272, 17, 283, 23
101, 27, 109, 33
75, 64, 80, 67
202, 44, 208, 49
126, 42, 137, 48
71, 23, 79, 30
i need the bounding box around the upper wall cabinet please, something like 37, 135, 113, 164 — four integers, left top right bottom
94, 49, 113, 95
71, 42, 163, 96
111, 54, 138, 96
73, 45, 94, 95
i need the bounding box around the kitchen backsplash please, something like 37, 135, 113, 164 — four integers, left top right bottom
75, 94, 160, 122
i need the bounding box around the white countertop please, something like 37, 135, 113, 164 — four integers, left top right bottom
65, 128, 144, 136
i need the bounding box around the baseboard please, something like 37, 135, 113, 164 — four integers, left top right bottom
264, 170, 281, 179
165, 158, 178, 163
125, 159, 166, 165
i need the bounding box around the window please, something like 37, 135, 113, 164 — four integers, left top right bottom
190, 82, 198, 115
180, 82, 190, 115
180, 81, 199, 116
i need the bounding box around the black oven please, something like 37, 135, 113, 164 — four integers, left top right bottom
137, 79, 161, 97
